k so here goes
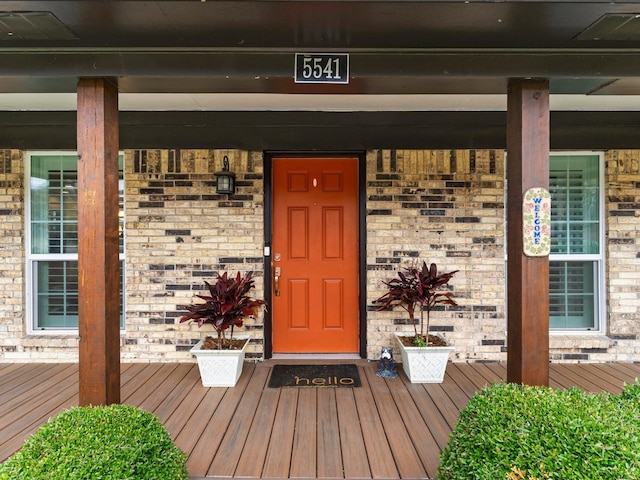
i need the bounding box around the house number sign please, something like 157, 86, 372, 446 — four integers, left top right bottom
294, 53, 349, 84
523, 187, 551, 257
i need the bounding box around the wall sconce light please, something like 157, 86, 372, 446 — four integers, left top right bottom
215, 155, 236, 195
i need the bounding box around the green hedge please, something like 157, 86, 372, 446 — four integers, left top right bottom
438, 382, 640, 480
0, 404, 188, 480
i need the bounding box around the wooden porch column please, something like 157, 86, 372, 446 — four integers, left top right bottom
506, 78, 550, 386
77, 78, 120, 405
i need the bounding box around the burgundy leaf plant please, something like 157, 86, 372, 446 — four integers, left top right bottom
179, 271, 265, 350
373, 261, 458, 346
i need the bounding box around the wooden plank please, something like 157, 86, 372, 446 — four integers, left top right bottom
122, 363, 179, 406
363, 365, 428, 479
0, 364, 74, 405
4, 362, 640, 479
207, 365, 270, 477
622, 363, 640, 377
335, 387, 371, 479
593, 363, 640, 387
77, 77, 120, 406
547, 364, 578, 389
234, 368, 281, 478
262, 388, 299, 478
462, 362, 504, 387
0, 364, 71, 407
353, 364, 399, 479
403, 380, 453, 451
482, 362, 507, 381
0, 365, 76, 442
553, 364, 617, 393
118, 362, 142, 388
0, 363, 35, 388
469, 362, 506, 385
547, 363, 631, 393
0, 367, 76, 436
605, 362, 640, 381
439, 372, 472, 412
448, 363, 487, 391
316, 388, 344, 479
506, 78, 550, 387
590, 364, 636, 385
137, 364, 199, 417
573, 364, 626, 394
0, 367, 78, 462
289, 388, 318, 478
2, 377, 77, 439
389, 372, 443, 478
446, 364, 483, 399
187, 363, 257, 475
174, 387, 227, 468
167, 362, 236, 455
548, 364, 588, 390
0, 363, 22, 377
420, 383, 459, 431
121, 364, 167, 400
0, 363, 67, 389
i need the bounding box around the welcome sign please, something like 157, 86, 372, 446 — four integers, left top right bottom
523, 187, 551, 257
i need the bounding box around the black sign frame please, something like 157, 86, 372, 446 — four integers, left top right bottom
294, 53, 350, 84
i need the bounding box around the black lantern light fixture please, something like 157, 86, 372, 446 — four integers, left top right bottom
215, 155, 236, 195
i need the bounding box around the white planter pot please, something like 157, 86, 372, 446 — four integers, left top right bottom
395, 333, 454, 383
190, 335, 250, 387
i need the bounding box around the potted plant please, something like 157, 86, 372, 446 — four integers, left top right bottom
373, 261, 458, 383
179, 271, 265, 387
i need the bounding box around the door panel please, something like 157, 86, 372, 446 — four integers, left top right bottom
272, 157, 359, 353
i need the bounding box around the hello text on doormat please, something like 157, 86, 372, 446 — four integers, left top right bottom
268, 364, 362, 388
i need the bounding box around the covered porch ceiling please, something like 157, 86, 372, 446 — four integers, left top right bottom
2, 1, 640, 99
1, 1, 640, 148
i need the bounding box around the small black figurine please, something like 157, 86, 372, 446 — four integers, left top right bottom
376, 346, 397, 378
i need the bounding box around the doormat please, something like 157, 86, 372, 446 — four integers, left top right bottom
268, 364, 361, 388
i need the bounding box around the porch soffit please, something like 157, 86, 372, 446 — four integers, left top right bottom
3, 93, 640, 113
1, 1, 640, 111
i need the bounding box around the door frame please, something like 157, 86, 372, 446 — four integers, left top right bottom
263, 151, 367, 359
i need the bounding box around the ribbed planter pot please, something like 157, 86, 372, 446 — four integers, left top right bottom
190, 335, 250, 387
395, 333, 454, 383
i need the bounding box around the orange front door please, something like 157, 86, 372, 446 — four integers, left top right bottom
272, 157, 359, 353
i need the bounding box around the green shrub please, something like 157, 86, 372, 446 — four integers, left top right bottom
438, 381, 640, 480
0, 404, 188, 480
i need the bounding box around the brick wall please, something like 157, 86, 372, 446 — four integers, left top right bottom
0, 150, 25, 360
123, 149, 265, 361
545, 151, 640, 362
602, 150, 640, 360
365, 150, 507, 361
1, 148, 639, 363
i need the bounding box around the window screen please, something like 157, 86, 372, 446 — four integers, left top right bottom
28, 153, 125, 330
549, 154, 602, 330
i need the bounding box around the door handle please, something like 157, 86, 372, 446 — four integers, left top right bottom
274, 266, 281, 297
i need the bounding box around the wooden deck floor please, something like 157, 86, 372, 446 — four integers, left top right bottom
2, 361, 640, 479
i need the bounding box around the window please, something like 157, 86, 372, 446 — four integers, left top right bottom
549, 153, 604, 331
27, 153, 125, 331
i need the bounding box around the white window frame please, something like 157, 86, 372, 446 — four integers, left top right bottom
25, 151, 126, 334
548, 151, 606, 334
